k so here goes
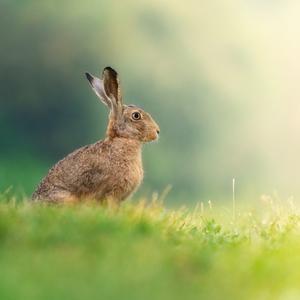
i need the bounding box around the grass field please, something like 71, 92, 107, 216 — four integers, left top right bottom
1, 196, 300, 300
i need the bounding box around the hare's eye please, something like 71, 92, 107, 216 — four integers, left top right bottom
132, 112, 141, 120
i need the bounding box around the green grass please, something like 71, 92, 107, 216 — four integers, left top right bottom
1, 197, 300, 300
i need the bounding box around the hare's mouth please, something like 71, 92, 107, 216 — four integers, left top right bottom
144, 131, 159, 143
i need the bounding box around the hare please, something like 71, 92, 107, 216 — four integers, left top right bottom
32, 67, 160, 203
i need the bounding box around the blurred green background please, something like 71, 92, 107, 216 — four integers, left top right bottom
1, 0, 300, 203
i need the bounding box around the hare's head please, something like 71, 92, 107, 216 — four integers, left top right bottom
86, 67, 160, 143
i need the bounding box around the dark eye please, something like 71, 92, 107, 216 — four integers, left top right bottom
132, 111, 141, 120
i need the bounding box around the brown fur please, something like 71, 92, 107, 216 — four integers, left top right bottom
32, 67, 159, 203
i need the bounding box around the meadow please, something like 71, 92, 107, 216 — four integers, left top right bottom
1, 194, 300, 300
3, 2, 300, 299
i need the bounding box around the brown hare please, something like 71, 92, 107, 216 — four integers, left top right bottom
32, 67, 160, 203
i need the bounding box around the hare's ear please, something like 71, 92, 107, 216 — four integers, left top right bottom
85, 72, 112, 109
102, 67, 123, 114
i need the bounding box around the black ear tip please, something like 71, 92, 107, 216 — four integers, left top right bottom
85, 72, 93, 83
104, 66, 118, 76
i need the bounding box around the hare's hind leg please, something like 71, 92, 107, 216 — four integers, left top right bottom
51, 190, 79, 204
33, 189, 78, 204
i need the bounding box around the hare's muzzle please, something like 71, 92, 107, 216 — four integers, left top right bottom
151, 125, 160, 141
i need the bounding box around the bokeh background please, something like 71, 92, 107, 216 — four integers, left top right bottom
1, 0, 300, 204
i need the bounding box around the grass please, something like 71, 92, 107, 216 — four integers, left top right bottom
1, 196, 300, 300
